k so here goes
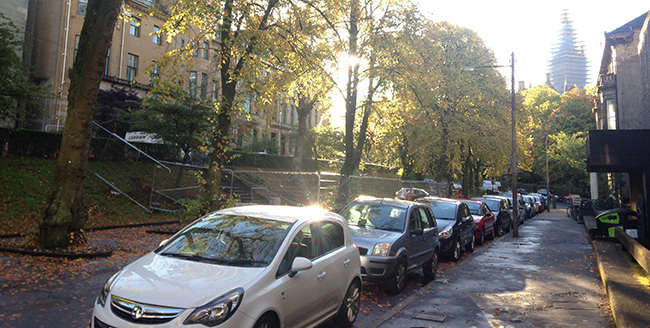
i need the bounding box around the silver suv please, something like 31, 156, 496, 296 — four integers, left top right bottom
340, 197, 440, 294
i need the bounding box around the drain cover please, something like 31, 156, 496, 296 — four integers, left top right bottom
412, 313, 447, 322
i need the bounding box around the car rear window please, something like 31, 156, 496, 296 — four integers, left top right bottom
340, 203, 406, 232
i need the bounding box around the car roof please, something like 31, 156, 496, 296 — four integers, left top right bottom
417, 196, 461, 205
350, 196, 418, 209
215, 205, 340, 224
458, 198, 481, 204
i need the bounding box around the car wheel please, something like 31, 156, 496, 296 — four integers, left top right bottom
423, 251, 438, 280
254, 314, 278, 328
477, 229, 485, 246
467, 234, 475, 253
505, 221, 511, 233
386, 260, 407, 294
487, 226, 495, 240
449, 239, 462, 262
334, 279, 361, 327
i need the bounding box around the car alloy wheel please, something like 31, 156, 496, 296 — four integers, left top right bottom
335, 280, 361, 327
451, 240, 461, 262
467, 234, 475, 253
254, 314, 278, 328
423, 251, 438, 279
386, 260, 407, 294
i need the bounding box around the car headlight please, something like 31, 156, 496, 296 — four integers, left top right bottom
371, 243, 390, 256
184, 288, 244, 327
97, 271, 120, 308
439, 226, 452, 240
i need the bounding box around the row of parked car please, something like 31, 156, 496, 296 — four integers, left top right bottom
90, 188, 545, 328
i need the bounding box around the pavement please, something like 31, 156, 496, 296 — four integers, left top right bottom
359, 207, 650, 328
583, 213, 650, 328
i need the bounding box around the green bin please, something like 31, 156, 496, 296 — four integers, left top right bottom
595, 209, 638, 237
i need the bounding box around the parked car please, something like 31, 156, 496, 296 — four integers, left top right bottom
340, 197, 440, 294
517, 188, 528, 195
538, 189, 561, 202
458, 199, 496, 245
484, 194, 526, 225
91, 205, 362, 328
395, 188, 431, 201
472, 197, 512, 236
523, 195, 538, 217
417, 197, 475, 262
529, 193, 545, 212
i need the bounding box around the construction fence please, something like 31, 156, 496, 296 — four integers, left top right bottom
89, 122, 450, 213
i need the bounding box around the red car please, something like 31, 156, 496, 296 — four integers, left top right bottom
459, 199, 496, 246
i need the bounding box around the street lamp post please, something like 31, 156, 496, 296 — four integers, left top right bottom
462, 52, 519, 237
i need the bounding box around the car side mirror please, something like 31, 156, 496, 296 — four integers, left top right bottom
411, 228, 423, 236
462, 216, 471, 222
288, 257, 313, 278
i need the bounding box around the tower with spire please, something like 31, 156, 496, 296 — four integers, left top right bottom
548, 9, 589, 93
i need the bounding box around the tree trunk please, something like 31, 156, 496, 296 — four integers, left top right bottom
336, 0, 360, 207
38, 0, 122, 249
206, 82, 236, 210
291, 97, 315, 172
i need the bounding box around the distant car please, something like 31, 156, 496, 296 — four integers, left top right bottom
458, 199, 496, 246
522, 195, 538, 218
517, 188, 528, 195
417, 197, 475, 262
340, 197, 440, 294
395, 188, 431, 201
472, 197, 512, 236
538, 189, 561, 202
528, 193, 545, 212
485, 194, 525, 225
91, 205, 362, 328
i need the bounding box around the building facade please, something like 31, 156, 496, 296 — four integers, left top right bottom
587, 11, 650, 240
548, 10, 589, 94
17, 0, 324, 156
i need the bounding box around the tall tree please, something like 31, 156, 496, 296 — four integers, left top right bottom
38, 0, 122, 249
156, 0, 345, 210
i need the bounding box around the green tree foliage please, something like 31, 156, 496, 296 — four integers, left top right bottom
0, 14, 49, 125
548, 131, 588, 190
520, 85, 596, 188
130, 87, 212, 165
388, 17, 511, 191
310, 125, 345, 162
94, 88, 142, 138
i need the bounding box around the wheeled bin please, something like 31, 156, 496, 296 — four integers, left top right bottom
595, 209, 638, 237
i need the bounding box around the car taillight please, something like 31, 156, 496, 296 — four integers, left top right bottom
353, 243, 360, 254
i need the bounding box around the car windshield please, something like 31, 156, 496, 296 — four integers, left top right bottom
426, 202, 457, 220
340, 203, 405, 232
157, 214, 293, 267
482, 199, 500, 211
463, 202, 481, 215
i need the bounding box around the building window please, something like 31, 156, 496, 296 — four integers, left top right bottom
180, 39, 185, 48
212, 80, 218, 100
73, 35, 80, 62
189, 71, 197, 95
78, 0, 87, 15
202, 42, 209, 59
244, 94, 253, 113
192, 41, 198, 57
200, 73, 208, 99
150, 64, 160, 87
126, 54, 138, 82
153, 25, 161, 45
130, 18, 140, 37
104, 48, 110, 76
606, 100, 617, 130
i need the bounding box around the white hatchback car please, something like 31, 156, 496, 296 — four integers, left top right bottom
91, 205, 362, 328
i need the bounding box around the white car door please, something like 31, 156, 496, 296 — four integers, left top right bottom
277, 223, 334, 328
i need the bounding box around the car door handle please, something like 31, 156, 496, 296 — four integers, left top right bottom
343, 259, 350, 267
318, 271, 327, 281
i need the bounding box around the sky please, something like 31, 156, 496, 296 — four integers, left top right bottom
417, 1, 650, 88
